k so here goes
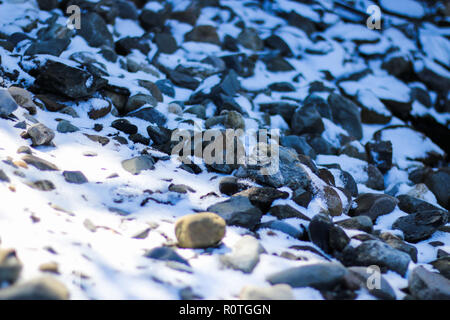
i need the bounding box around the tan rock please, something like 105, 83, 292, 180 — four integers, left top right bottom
175, 212, 226, 248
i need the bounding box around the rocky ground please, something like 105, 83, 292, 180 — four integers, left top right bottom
0, 0, 449, 300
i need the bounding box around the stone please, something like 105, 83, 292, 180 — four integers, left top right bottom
39, 262, 60, 274
267, 262, 348, 290
37, 0, 58, 10
25, 123, 55, 146
350, 193, 398, 222
268, 205, 310, 221
56, 120, 79, 133
327, 93, 363, 140
154, 32, 178, 54
269, 82, 295, 92
78, 12, 113, 48
124, 94, 157, 114
0, 276, 69, 300
308, 213, 334, 254
139, 9, 167, 31
220, 235, 265, 273
342, 240, 411, 276
207, 196, 263, 230
348, 267, 396, 300
22, 155, 59, 171
129, 133, 150, 145
291, 102, 324, 135
233, 187, 289, 213
62, 171, 88, 184
264, 35, 293, 57
146, 125, 172, 146
304, 94, 333, 120
121, 155, 155, 175
145, 247, 189, 265
259, 220, 304, 239
128, 108, 167, 126
26, 180, 56, 191
425, 168, 450, 209
218, 176, 244, 196
24, 38, 70, 56
337, 216, 373, 233
115, 37, 150, 56
84, 134, 110, 146
175, 212, 226, 248
34, 61, 107, 99
138, 80, 163, 102
397, 194, 441, 213
365, 141, 392, 174
280, 136, 316, 159
408, 266, 450, 300
155, 79, 175, 98
237, 28, 263, 51
0, 169, 10, 183
167, 70, 200, 90
0, 249, 22, 285
392, 210, 448, 243
263, 55, 294, 72
322, 186, 344, 216
365, 164, 385, 191
0, 88, 18, 117
430, 257, 450, 280
7, 86, 38, 114
240, 284, 294, 300
169, 184, 195, 194
111, 119, 138, 135
185, 25, 220, 45
292, 187, 313, 208
379, 233, 418, 262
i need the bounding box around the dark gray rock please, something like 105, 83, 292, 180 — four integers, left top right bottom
77, 12, 113, 48
259, 102, 296, 124
264, 34, 293, 57
291, 102, 324, 135
185, 25, 220, 45
259, 220, 304, 239
146, 125, 171, 146
234, 187, 289, 213
365, 141, 392, 174
263, 55, 294, 72
397, 194, 441, 213
0, 169, 10, 183
268, 82, 295, 92
348, 267, 396, 300
408, 266, 450, 300
154, 32, 178, 54
37, 0, 58, 10
139, 9, 167, 31
365, 164, 385, 191
304, 94, 332, 120
121, 155, 155, 175
268, 205, 311, 221
111, 119, 138, 135
167, 70, 200, 90
327, 93, 363, 140
425, 168, 450, 209
22, 155, 59, 171
62, 171, 88, 184
280, 135, 316, 159
0, 249, 22, 285
34, 61, 107, 99
237, 28, 263, 51
308, 213, 333, 254
337, 216, 373, 233
379, 233, 418, 262
128, 108, 167, 126
145, 247, 189, 266
25, 38, 70, 56
124, 94, 157, 114
207, 196, 263, 230
392, 210, 448, 243
117, 0, 138, 20
26, 180, 56, 191
267, 262, 347, 290
0, 88, 18, 117
342, 240, 411, 276
115, 37, 150, 55
292, 186, 313, 208
155, 79, 175, 98
430, 257, 450, 280
349, 193, 398, 222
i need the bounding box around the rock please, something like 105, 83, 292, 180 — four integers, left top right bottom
308, 213, 333, 254
267, 262, 348, 290
62, 171, 88, 184
0, 276, 69, 300
0, 88, 18, 117
348, 267, 396, 300
218, 176, 245, 196
342, 240, 411, 276
39, 262, 60, 274
240, 284, 294, 300
185, 25, 220, 45
155, 79, 175, 98
397, 194, 441, 213
124, 94, 157, 114
138, 80, 163, 102
292, 187, 313, 208
0, 170, 10, 183
175, 212, 226, 248
34, 61, 107, 99
322, 186, 344, 216
139, 9, 167, 31
269, 82, 295, 92
84, 134, 110, 146
365, 164, 385, 191
146, 125, 171, 146
111, 119, 138, 135
25, 38, 70, 56
26, 180, 55, 191
129, 133, 150, 145
128, 108, 167, 126
117, 0, 138, 19
264, 34, 293, 57
184, 104, 206, 119
7, 86, 37, 114
233, 187, 289, 213
37, 0, 58, 10
430, 257, 450, 280
259, 220, 304, 239
329, 225, 350, 252
356, 89, 392, 124
365, 141, 392, 174
145, 247, 189, 265
392, 210, 448, 243
0, 249, 22, 285
220, 235, 265, 273
207, 196, 263, 230
237, 28, 263, 51
167, 70, 200, 90
259, 102, 296, 124
169, 184, 195, 194
304, 134, 338, 155
350, 193, 398, 222
280, 135, 316, 159
268, 205, 310, 221
290, 102, 324, 135
327, 93, 363, 140
379, 232, 418, 262
337, 216, 373, 233
22, 155, 59, 171
154, 32, 178, 54
78, 12, 113, 48
424, 169, 450, 209
263, 55, 294, 72
115, 37, 150, 56
25, 123, 55, 146
56, 120, 79, 133
339, 141, 368, 162
408, 266, 450, 300
121, 155, 155, 175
